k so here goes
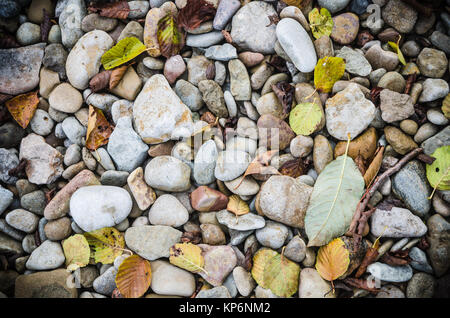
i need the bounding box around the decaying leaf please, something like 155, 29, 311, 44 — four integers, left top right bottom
157, 14, 185, 59
309, 8, 333, 40
271, 81, 294, 118
279, 158, 306, 178
234, 150, 280, 189
169, 243, 206, 274
251, 248, 278, 288
5, 91, 39, 129
289, 102, 324, 135
181, 231, 202, 244
89, 70, 112, 93
109, 65, 129, 89
354, 154, 366, 176
355, 238, 381, 278
363, 146, 384, 186
380, 250, 411, 266
85, 105, 114, 151
40, 8, 51, 42
426, 146, 450, 195
227, 195, 250, 216
263, 249, 301, 297
442, 94, 450, 119
101, 37, 146, 70
62, 234, 90, 271
177, 0, 216, 31
342, 277, 380, 293
388, 36, 406, 66
314, 56, 346, 93
266, 14, 280, 27
282, 0, 304, 7
84, 227, 125, 264
88, 1, 130, 19
316, 238, 350, 283
305, 135, 365, 247
115, 255, 151, 298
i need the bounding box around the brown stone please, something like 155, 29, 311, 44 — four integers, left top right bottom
127, 167, 156, 210
44, 217, 72, 241
331, 13, 360, 45
384, 126, 418, 155
200, 224, 226, 245
334, 127, 378, 160
257, 114, 295, 150
15, 269, 78, 298
190, 186, 229, 212
148, 141, 175, 157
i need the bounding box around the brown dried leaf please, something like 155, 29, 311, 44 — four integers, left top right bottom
271, 81, 294, 119
0, 31, 19, 48
355, 240, 380, 278
157, 14, 185, 59
89, 70, 112, 93
342, 277, 380, 293
88, 1, 130, 19
85, 105, 115, 151
109, 65, 128, 89
0, 94, 13, 105
177, 0, 216, 31
266, 55, 287, 73
235, 150, 280, 189
363, 146, 384, 186
227, 194, 250, 216
8, 159, 28, 179
222, 30, 233, 44
279, 158, 306, 178
205, 63, 215, 80
200, 111, 216, 125
181, 231, 202, 244
354, 154, 366, 176
5, 91, 39, 129
370, 87, 383, 105
380, 250, 411, 266
266, 14, 280, 27
41, 8, 51, 42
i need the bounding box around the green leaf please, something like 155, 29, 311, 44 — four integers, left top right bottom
426, 146, 450, 192
305, 155, 365, 247
157, 14, 185, 59
314, 56, 346, 93
388, 41, 406, 66
309, 8, 333, 40
263, 252, 300, 297
101, 37, 146, 70
289, 102, 324, 135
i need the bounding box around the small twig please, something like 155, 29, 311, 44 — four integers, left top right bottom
417, 153, 436, 165
190, 281, 203, 298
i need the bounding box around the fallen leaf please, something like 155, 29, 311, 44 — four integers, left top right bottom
5, 91, 39, 128
177, 0, 216, 31
227, 195, 250, 216
271, 81, 294, 118
157, 14, 185, 59
279, 158, 307, 178
426, 146, 450, 194
316, 238, 350, 283
355, 238, 380, 278
263, 249, 301, 297
84, 227, 125, 264
354, 154, 366, 176
234, 150, 280, 189
85, 105, 114, 151
388, 37, 406, 66
314, 56, 346, 93
109, 65, 129, 89
62, 234, 90, 271
40, 8, 51, 42
101, 37, 146, 70
442, 94, 450, 119
282, 0, 304, 7
88, 1, 130, 19
309, 8, 333, 40
266, 14, 280, 27
289, 102, 324, 135
342, 277, 380, 293
251, 248, 279, 289
7, 158, 27, 179
221, 30, 233, 44
380, 250, 411, 266
363, 146, 384, 186
89, 70, 112, 93
115, 255, 152, 298
169, 243, 206, 274
181, 231, 202, 244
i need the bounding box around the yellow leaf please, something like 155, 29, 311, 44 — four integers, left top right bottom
442, 94, 450, 119
227, 194, 250, 216
388, 40, 406, 66
263, 249, 301, 297
85, 105, 114, 151
5, 91, 39, 129
426, 146, 450, 199
62, 234, 90, 271
169, 243, 206, 274
308, 8, 333, 40
84, 227, 125, 264
289, 102, 324, 135
363, 146, 384, 187
314, 56, 346, 93
251, 248, 278, 288
315, 237, 350, 282
101, 37, 146, 70
115, 255, 152, 298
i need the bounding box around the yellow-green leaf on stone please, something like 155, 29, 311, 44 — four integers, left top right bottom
426, 146, 450, 192
62, 234, 90, 271
314, 56, 346, 93
157, 13, 185, 59
388, 41, 406, 66
101, 37, 146, 70
289, 102, 324, 135
169, 243, 206, 274
263, 252, 300, 297
251, 248, 278, 288
442, 94, 450, 119
84, 227, 125, 264
309, 8, 333, 40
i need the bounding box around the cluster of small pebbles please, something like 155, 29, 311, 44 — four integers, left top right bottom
0, 0, 449, 299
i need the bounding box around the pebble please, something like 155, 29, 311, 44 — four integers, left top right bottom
44, 217, 72, 241
205, 43, 237, 61
384, 126, 418, 155
336, 46, 372, 77
232, 266, 256, 297
230, 1, 277, 54
421, 126, 450, 155
93, 266, 117, 296
213, 0, 240, 30
164, 55, 186, 84
430, 31, 450, 55
15, 269, 77, 298
427, 214, 450, 276
225, 175, 260, 196
367, 262, 413, 283
198, 80, 228, 117
91, 148, 115, 171
409, 247, 433, 274
229, 59, 251, 101
48, 25, 62, 43
49, 83, 83, 113
427, 109, 448, 126
26, 240, 65, 271
196, 286, 231, 298
110, 67, 142, 101
20, 190, 46, 215
201, 223, 226, 245
16, 22, 41, 45
365, 44, 399, 71
193, 140, 218, 185
198, 244, 237, 286
406, 273, 436, 298
0, 148, 19, 185
419, 79, 449, 103
128, 1, 150, 19
175, 79, 204, 111
81, 13, 117, 32
382, 0, 418, 33
299, 268, 335, 298
5, 209, 39, 233
417, 48, 448, 79
148, 194, 189, 227
276, 18, 317, 73
257, 114, 296, 150
216, 210, 265, 231
370, 207, 427, 238
255, 221, 289, 249
414, 123, 439, 144
70, 185, 132, 232
118, 21, 144, 42
190, 186, 228, 212
380, 89, 415, 123
331, 13, 360, 45
290, 135, 313, 158
258, 175, 312, 228
0, 187, 13, 216
100, 171, 128, 187
318, 0, 350, 13
150, 260, 195, 297
145, 156, 191, 192
376, 285, 405, 298
59, 0, 86, 48
186, 31, 224, 47
125, 225, 182, 260
214, 150, 251, 182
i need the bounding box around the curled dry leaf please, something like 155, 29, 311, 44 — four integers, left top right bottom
84, 227, 125, 264
271, 81, 294, 119
85, 105, 114, 151
363, 146, 384, 187
5, 91, 39, 129
62, 234, 90, 271
181, 231, 202, 244
279, 158, 307, 178
157, 14, 185, 59
115, 255, 152, 298
109, 65, 129, 89
88, 1, 130, 19
8, 158, 28, 179
0, 31, 20, 48
169, 243, 206, 274
177, 0, 216, 31
315, 238, 350, 284
227, 194, 250, 216
89, 70, 112, 93
354, 154, 366, 176
355, 239, 380, 278
342, 277, 380, 293
314, 56, 346, 93
234, 150, 280, 189
380, 250, 411, 266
